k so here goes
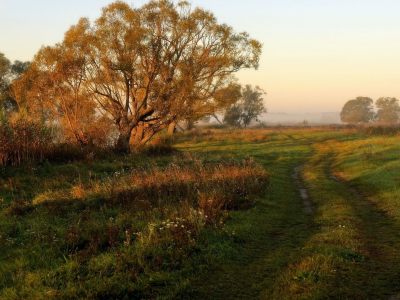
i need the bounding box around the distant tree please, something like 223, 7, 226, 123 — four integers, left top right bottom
175, 83, 242, 132
340, 97, 374, 124
223, 85, 266, 128
375, 97, 400, 123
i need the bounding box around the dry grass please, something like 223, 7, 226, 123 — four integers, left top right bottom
0, 114, 52, 166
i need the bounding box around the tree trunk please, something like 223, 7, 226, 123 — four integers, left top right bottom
185, 118, 194, 130
115, 130, 131, 154
131, 122, 169, 146
168, 122, 176, 135
130, 124, 146, 147
212, 114, 223, 125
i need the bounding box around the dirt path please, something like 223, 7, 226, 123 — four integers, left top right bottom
292, 164, 313, 214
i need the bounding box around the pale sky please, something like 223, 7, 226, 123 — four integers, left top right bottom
1, 0, 400, 113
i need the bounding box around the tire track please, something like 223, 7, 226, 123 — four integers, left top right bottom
292, 164, 313, 213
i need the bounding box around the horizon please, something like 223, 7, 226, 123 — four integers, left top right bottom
1, 0, 399, 114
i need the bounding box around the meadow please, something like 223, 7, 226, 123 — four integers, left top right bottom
1, 126, 400, 299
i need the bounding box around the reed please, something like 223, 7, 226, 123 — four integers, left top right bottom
0, 113, 52, 166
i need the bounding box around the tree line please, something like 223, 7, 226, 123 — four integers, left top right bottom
0, 0, 265, 160
340, 96, 400, 124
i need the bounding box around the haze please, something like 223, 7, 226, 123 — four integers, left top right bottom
1, 0, 399, 114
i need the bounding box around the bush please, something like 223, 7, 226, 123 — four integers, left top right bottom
0, 112, 52, 166
357, 124, 400, 136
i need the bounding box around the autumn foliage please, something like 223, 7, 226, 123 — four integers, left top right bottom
11, 0, 262, 154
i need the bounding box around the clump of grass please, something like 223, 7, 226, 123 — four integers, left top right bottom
361, 149, 385, 167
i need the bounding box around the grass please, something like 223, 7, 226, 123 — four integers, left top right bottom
1, 127, 400, 298
178, 128, 400, 299
0, 149, 268, 299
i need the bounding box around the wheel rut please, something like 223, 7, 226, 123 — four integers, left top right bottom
292, 164, 313, 214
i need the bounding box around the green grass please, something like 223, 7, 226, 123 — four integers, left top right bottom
0, 148, 269, 299
1, 128, 400, 299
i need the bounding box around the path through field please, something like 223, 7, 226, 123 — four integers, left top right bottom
181, 131, 400, 299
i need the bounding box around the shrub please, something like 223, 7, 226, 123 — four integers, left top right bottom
0, 111, 52, 166
358, 124, 400, 136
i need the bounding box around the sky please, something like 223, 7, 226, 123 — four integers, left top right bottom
1, 0, 400, 113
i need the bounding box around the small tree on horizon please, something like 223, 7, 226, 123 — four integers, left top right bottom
375, 97, 400, 124
340, 97, 374, 124
223, 85, 266, 128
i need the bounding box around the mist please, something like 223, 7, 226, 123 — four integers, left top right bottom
258, 112, 342, 125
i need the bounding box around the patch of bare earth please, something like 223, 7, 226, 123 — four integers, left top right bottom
293, 164, 313, 213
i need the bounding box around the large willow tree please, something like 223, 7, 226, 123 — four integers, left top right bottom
15, 0, 262, 153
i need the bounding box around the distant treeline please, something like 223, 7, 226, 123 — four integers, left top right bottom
340, 97, 400, 124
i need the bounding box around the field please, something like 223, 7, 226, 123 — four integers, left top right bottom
1, 127, 400, 299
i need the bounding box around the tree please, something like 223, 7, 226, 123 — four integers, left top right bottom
223, 85, 266, 128
375, 97, 400, 123
10, 61, 30, 78
12, 39, 109, 147
5, 61, 30, 112
0, 52, 30, 112
0, 53, 11, 110
340, 97, 374, 124
177, 82, 242, 132
14, 0, 262, 153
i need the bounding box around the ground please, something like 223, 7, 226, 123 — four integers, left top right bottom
1, 127, 400, 299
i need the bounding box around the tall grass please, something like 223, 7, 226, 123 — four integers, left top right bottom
0, 112, 52, 166
0, 112, 120, 166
